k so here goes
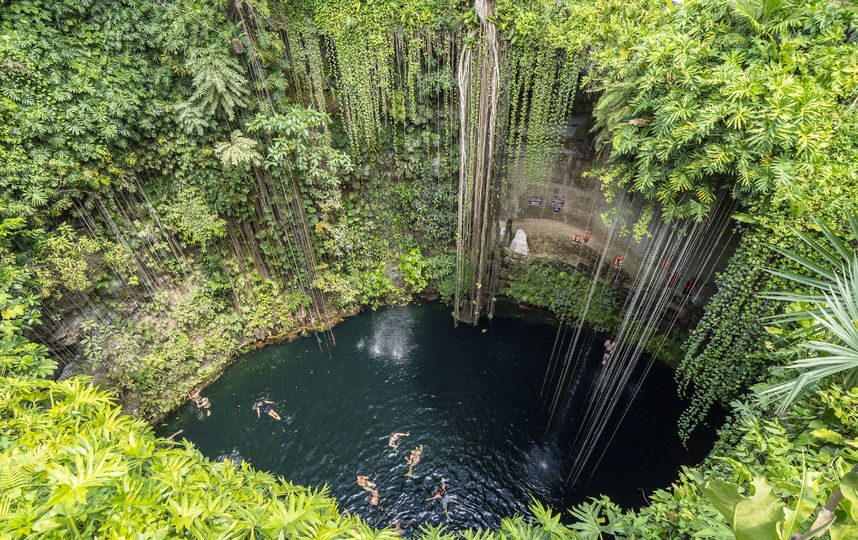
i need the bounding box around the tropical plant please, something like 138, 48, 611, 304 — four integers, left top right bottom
592, 0, 858, 222
759, 215, 858, 411
182, 47, 251, 122
676, 228, 781, 440
214, 130, 263, 168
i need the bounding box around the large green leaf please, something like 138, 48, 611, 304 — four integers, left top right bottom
705, 478, 786, 540
734, 478, 785, 540
704, 478, 743, 525
840, 472, 858, 522
779, 467, 819, 539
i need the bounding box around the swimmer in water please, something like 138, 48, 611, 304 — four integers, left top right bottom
388, 432, 410, 449
369, 489, 380, 506
425, 477, 459, 519
252, 397, 281, 420
404, 444, 423, 477
356, 475, 376, 491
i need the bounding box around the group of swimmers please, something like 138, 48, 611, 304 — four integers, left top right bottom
191, 390, 284, 421
355, 432, 460, 520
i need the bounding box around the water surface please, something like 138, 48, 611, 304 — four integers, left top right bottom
158, 303, 716, 534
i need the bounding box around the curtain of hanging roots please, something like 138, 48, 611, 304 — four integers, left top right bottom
454, 0, 500, 326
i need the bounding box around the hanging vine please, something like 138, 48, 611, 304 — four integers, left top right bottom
675, 228, 781, 440
511, 48, 579, 192
453, 0, 500, 325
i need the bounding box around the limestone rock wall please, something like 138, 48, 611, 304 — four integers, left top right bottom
498, 106, 738, 320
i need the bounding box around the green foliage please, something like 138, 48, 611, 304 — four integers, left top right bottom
758, 215, 858, 411
424, 252, 457, 303
302, 0, 465, 154
705, 467, 822, 540
676, 229, 781, 440
0, 227, 54, 379
501, 258, 621, 332
214, 130, 263, 168
593, 0, 858, 222
33, 224, 101, 297
181, 47, 250, 122
163, 189, 226, 248
398, 248, 428, 292
250, 107, 352, 215
390, 174, 457, 250
0, 376, 402, 538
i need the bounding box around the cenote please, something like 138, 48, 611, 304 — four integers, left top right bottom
158, 303, 718, 534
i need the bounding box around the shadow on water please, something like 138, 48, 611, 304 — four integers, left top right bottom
157, 303, 720, 535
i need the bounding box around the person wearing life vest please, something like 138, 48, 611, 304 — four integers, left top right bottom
613, 255, 623, 269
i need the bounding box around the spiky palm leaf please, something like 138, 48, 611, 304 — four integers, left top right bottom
760, 213, 858, 411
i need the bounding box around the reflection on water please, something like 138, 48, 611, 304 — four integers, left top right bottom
157, 303, 717, 535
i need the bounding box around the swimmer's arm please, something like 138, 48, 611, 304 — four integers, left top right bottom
256, 409, 261, 418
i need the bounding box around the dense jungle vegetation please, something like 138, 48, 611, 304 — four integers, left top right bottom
2, 0, 858, 537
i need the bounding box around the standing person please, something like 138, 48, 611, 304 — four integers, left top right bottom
602, 339, 616, 366
252, 397, 281, 420
425, 477, 460, 519
404, 445, 423, 477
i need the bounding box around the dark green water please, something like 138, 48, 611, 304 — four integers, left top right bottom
157, 303, 716, 534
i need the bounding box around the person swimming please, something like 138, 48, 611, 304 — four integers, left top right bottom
369, 489, 380, 506
388, 432, 410, 449
356, 475, 376, 491
404, 444, 423, 477
252, 397, 281, 420
189, 388, 211, 416
425, 477, 459, 519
